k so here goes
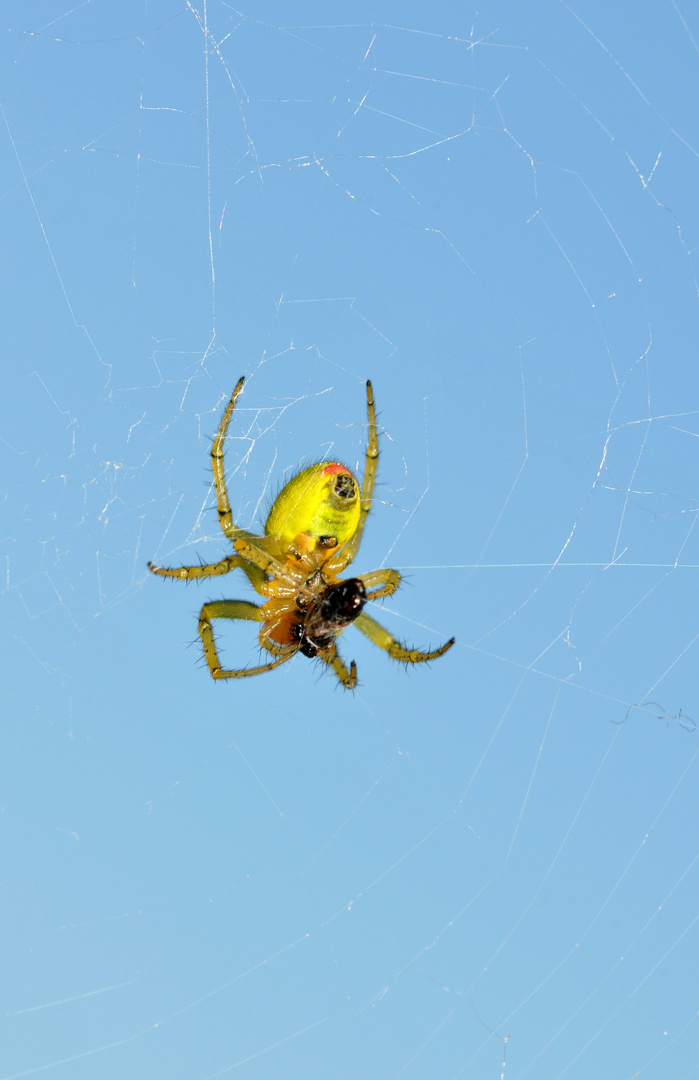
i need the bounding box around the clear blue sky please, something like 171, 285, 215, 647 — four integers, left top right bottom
3, 3, 699, 1078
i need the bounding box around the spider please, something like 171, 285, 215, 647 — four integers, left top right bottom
149, 377, 454, 689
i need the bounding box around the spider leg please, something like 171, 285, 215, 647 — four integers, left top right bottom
232, 537, 286, 577
233, 537, 314, 599
258, 628, 298, 658
326, 380, 378, 573
317, 644, 358, 690
199, 599, 294, 679
358, 379, 379, 533
359, 567, 401, 600
354, 612, 455, 664
211, 376, 246, 540
148, 553, 266, 591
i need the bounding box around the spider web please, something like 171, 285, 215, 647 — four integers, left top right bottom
3, 3, 699, 1078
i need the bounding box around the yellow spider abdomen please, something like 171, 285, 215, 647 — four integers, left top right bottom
264, 463, 361, 553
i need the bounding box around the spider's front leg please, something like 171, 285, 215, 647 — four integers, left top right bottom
211, 376, 246, 541
199, 599, 294, 679
325, 380, 378, 575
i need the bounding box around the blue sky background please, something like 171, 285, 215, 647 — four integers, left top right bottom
3, 2, 699, 1078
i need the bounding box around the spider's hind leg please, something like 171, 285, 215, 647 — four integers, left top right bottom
354, 612, 454, 664
318, 645, 357, 690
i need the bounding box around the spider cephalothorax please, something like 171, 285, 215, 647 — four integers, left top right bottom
149, 378, 454, 689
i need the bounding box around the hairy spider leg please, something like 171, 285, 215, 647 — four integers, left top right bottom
148, 553, 266, 587
354, 612, 455, 663
317, 645, 357, 690
325, 380, 378, 575
198, 599, 295, 679
149, 374, 292, 587
212, 375, 246, 540
149, 377, 254, 584
232, 538, 316, 601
